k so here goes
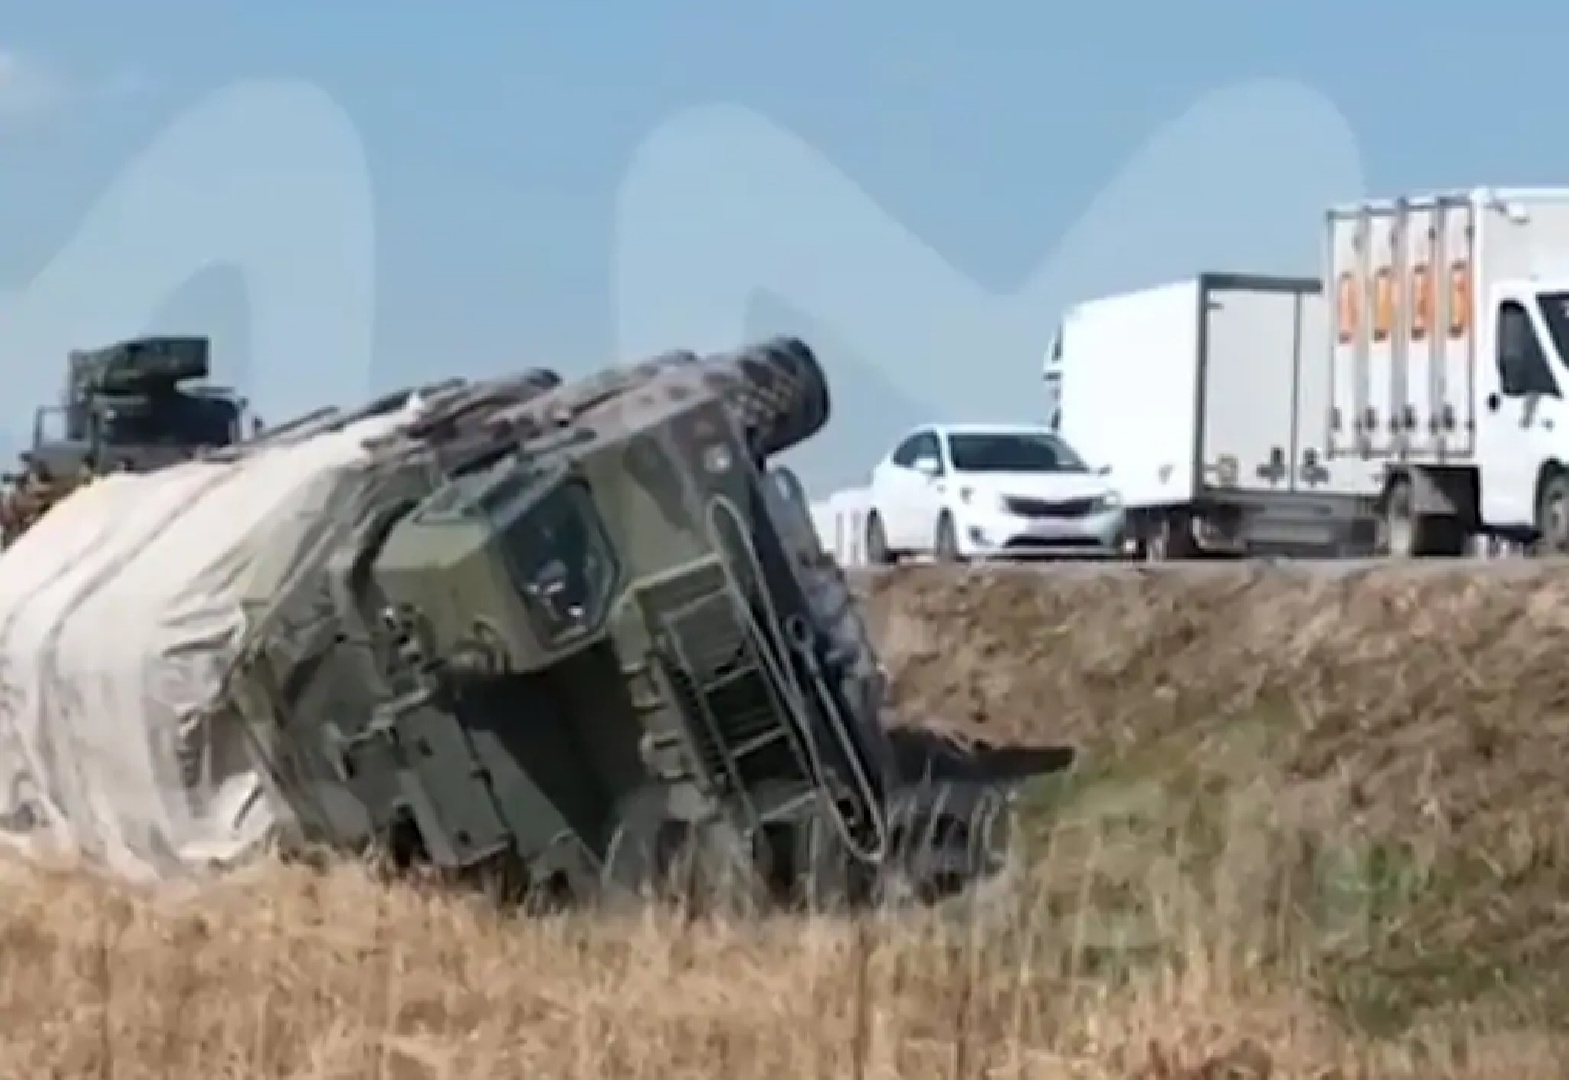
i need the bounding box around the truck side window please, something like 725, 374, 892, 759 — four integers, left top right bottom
1497, 301, 1560, 398
890, 432, 924, 467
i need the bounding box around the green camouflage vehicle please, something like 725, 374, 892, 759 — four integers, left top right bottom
216, 339, 1045, 910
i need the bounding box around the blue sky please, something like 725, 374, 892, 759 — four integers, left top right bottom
0, 2, 1559, 492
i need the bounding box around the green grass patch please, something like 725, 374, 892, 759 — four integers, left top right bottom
1002, 701, 1569, 1037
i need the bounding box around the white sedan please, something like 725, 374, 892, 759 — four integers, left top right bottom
864, 424, 1126, 563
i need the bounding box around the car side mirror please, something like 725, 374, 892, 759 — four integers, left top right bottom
912, 456, 941, 477
1095, 464, 1112, 476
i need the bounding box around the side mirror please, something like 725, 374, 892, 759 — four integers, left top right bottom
1095, 464, 1112, 476
911, 456, 941, 477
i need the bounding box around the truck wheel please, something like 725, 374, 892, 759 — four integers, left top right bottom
865, 511, 893, 566
934, 512, 963, 563
1380, 480, 1465, 557
1537, 474, 1569, 555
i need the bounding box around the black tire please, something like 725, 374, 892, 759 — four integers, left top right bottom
1380, 480, 1466, 557
865, 511, 893, 566
1537, 474, 1569, 555
716, 337, 831, 457
934, 512, 962, 563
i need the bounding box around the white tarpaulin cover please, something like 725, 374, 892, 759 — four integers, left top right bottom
0, 411, 409, 881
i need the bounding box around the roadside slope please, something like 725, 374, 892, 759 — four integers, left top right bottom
861, 561, 1569, 1029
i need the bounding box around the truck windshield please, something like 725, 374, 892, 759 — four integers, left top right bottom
1538, 292, 1569, 366
101, 394, 239, 448
947, 431, 1088, 473
493, 479, 617, 647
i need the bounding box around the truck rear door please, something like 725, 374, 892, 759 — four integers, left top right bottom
1327, 196, 1478, 462
1198, 276, 1320, 494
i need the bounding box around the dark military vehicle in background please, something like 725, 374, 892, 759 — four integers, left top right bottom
2, 336, 251, 543
31, 335, 249, 474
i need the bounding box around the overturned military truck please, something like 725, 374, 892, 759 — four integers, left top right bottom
0, 338, 1047, 909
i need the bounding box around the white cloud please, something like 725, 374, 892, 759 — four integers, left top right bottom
0, 49, 69, 126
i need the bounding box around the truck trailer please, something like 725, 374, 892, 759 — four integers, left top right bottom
1328, 187, 1569, 555
1045, 273, 1380, 559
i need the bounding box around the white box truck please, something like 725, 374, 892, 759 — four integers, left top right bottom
1045, 273, 1379, 559
1327, 187, 1569, 555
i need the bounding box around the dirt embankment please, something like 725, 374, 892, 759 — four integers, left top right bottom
860, 562, 1569, 1029
859, 562, 1569, 793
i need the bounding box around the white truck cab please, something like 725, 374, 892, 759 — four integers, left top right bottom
1328, 188, 1569, 554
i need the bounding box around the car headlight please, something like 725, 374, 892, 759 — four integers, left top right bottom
958, 487, 1008, 512
1094, 492, 1123, 511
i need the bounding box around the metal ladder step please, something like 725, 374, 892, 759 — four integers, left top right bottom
727, 725, 788, 760
661, 588, 798, 789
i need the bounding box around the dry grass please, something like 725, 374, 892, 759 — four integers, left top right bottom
6, 855, 1563, 1080
8, 562, 1569, 1077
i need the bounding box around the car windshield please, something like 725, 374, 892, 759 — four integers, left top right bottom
946, 431, 1088, 473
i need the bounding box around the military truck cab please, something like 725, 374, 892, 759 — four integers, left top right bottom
30, 335, 249, 474
304, 345, 925, 910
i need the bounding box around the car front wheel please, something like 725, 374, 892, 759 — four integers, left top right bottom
866, 511, 893, 566
934, 512, 963, 563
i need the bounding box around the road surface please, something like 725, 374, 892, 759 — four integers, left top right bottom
843, 554, 1569, 582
